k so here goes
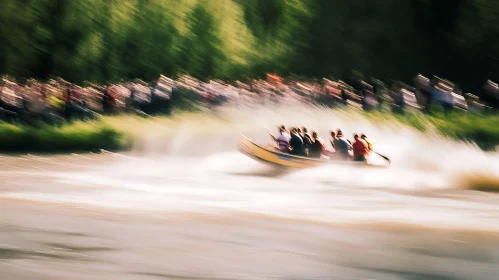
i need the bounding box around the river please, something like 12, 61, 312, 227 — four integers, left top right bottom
1, 105, 499, 280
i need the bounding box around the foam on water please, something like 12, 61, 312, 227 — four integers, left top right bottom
2, 105, 499, 231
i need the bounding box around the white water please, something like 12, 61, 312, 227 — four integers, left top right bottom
2, 105, 499, 279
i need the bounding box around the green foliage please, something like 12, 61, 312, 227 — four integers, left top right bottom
0, 119, 129, 152
428, 113, 499, 151
177, 3, 224, 80
1, 0, 499, 94
367, 110, 499, 151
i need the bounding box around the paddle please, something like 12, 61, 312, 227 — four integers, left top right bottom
373, 151, 391, 165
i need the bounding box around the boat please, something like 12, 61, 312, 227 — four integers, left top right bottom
239, 134, 388, 169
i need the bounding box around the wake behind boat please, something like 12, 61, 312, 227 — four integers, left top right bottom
239, 135, 388, 169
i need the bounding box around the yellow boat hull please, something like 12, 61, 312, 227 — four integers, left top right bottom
239, 135, 381, 169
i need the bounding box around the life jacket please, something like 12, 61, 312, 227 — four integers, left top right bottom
364, 138, 373, 152
353, 139, 368, 156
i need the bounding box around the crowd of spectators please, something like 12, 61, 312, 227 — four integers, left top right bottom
1, 73, 497, 125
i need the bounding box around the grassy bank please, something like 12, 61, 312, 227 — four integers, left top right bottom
1, 108, 498, 154
366, 110, 499, 151
0, 119, 131, 153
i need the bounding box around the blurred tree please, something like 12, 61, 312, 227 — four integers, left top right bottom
0, 0, 498, 98
121, 0, 179, 81
176, 3, 225, 80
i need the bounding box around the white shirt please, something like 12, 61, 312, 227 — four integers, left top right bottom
278, 133, 291, 150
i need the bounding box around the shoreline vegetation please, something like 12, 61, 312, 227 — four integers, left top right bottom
1, 108, 498, 154
366, 111, 499, 151
0, 118, 131, 153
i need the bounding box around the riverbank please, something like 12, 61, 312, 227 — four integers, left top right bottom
365, 110, 499, 151
0, 118, 131, 153
0, 107, 498, 153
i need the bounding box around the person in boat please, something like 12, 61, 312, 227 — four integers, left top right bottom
289, 127, 304, 156
333, 130, 352, 160
360, 134, 373, 156
296, 127, 302, 135
301, 127, 313, 156
326, 131, 337, 158
269, 125, 290, 153
330, 131, 337, 150
309, 131, 326, 158
352, 133, 369, 162
339, 129, 353, 146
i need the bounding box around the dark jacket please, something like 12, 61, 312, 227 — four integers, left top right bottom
290, 133, 304, 156
302, 133, 313, 147
334, 138, 351, 159
309, 140, 322, 158
302, 133, 313, 155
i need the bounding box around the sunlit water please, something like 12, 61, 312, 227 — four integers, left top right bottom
1, 105, 499, 280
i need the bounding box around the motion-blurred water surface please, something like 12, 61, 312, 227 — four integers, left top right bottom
2, 106, 499, 280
